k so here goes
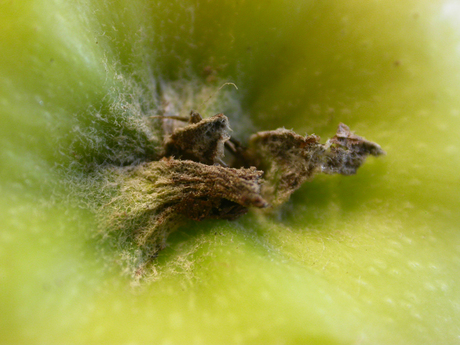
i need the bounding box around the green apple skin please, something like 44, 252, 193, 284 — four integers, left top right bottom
1, 0, 460, 344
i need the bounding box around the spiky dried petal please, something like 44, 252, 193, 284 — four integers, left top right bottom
102, 158, 267, 252
247, 123, 385, 206
163, 114, 231, 165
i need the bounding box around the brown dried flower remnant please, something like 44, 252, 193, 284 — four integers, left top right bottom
324, 123, 385, 174
246, 123, 385, 206
103, 110, 383, 263
103, 158, 266, 252
163, 113, 231, 165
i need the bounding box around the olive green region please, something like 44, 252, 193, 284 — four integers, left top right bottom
1, 0, 460, 344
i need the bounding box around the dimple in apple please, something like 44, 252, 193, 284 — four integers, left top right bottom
99, 109, 384, 265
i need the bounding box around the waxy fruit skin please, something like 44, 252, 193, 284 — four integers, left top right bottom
1, 1, 460, 344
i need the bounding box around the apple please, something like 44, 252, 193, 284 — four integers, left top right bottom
1, 0, 460, 344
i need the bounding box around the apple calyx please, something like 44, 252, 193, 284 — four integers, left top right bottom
245, 122, 385, 206
99, 110, 384, 272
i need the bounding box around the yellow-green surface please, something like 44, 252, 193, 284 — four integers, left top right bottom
1, 0, 460, 344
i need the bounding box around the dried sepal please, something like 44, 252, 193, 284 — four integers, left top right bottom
102, 158, 267, 253
101, 109, 384, 271
246, 123, 385, 206
322, 123, 385, 175
163, 114, 231, 165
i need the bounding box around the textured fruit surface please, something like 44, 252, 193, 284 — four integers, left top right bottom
1, 1, 460, 344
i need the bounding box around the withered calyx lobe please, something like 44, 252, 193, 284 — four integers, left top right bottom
105, 111, 384, 254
